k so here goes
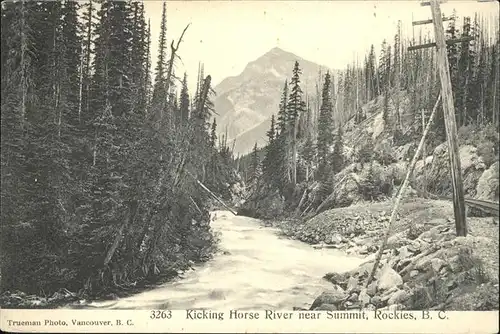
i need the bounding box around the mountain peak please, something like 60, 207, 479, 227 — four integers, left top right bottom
262, 46, 296, 59
268, 46, 286, 53
214, 48, 332, 154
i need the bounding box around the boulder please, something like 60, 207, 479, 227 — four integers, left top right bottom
394, 144, 414, 161
419, 143, 487, 197
410, 270, 420, 278
407, 224, 427, 240
309, 290, 347, 310
331, 233, 343, 244
333, 173, 363, 207
353, 237, 365, 246
372, 112, 385, 140
407, 240, 421, 253
418, 221, 447, 241
387, 289, 410, 305
414, 254, 434, 271
358, 289, 371, 307
476, 162, 499, 201
347, 276, 359, 292
359, 245, 369, 255
397, 246, 411, 260
293, 307, 309, 311
389, 161, 409, 185
377, 265, 403, 291
334, 285, 346, 293
387, 232, 409, 248
381, 286, 399, 301
315, 303, 338, 311
431, 258, 446, 273
447, 255, 462, 273
350, 261, 374, 279
371, 295, 383, 308
388, 304, 405, 311
348, 293, 359, 302
366, 281, 378, 296
323, 272, 346, 286
459, 145, 486, 173
364, 304, 376, 311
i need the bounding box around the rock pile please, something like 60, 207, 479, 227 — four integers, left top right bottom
278, 206, 409, 255
309, 218, 499, 311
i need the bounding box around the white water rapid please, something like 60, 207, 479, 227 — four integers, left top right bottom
85, 210, 365, 310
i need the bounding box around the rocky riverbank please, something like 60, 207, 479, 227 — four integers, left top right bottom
271, 198, 499, 311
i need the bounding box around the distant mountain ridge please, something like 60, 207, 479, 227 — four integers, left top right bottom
213, 47, 336, 155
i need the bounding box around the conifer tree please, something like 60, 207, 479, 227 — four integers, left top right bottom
249, 142, 261, 187
446, 10, 460, 103
316, 71, 334, 181
262, 115, 280, 188
179, 73, 190, 126
487, 36, 499, 125
366, 44, 377, 99
383, 85, 390, 125
277, 80, 288, 135
151, 1, 168, 127
302, 135, 316, 183
210, 118, 217, 148
266, 114, 276, 143
456, 16, 473, 126
80, 0, 95, 125
393, 20, 402, 130
130, 2, 149, 116
331, 127, 344, 174
286, 61, 306, 185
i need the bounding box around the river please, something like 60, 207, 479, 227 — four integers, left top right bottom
85, 211, 365, 310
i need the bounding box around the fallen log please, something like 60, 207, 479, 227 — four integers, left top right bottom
315, 174, 348, 214
295, 189, 308, 215
187, 171, 237, 215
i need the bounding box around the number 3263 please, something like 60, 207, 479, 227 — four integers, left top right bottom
150, 310, 172, 319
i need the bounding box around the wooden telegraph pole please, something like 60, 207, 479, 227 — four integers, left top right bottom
408, 0, 468, 236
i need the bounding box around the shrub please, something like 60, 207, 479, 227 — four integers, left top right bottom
410, 280, 449, 310
456, 248, 490, 284
357, 139, 375, 166
360, 162, 394, 201
477, 141, 496, 168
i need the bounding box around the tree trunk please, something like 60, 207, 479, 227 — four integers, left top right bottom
78, 41, 84, 124
365, 93, 441, 288
421, 108, 427, 192
295, 189, 308, 214
292, 116, 299, 185
141, 216, 167, 270
103, 200, 139, 267
135, 210, 153, 251
20, 0, 27, 129
189, 172, 237, 215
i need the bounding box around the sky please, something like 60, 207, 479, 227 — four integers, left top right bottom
143, 0, 499, 92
